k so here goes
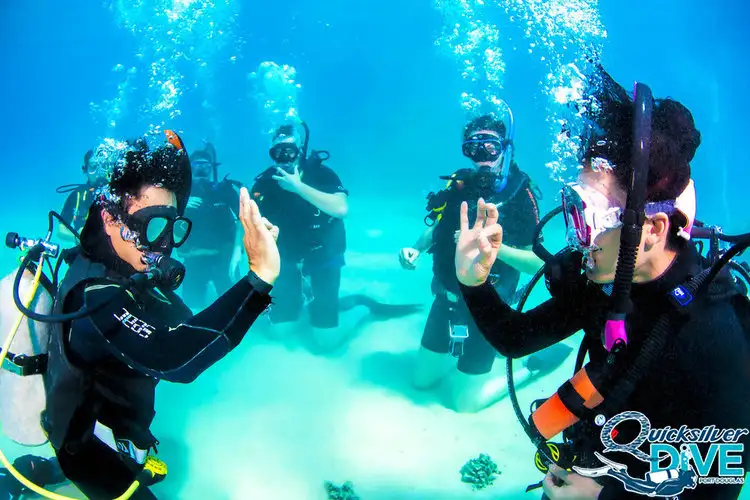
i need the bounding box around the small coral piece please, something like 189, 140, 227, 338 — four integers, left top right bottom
324, 480, 361, 500
460, 453, 501, 491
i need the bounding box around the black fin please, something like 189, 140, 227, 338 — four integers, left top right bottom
339, 294, 423, 319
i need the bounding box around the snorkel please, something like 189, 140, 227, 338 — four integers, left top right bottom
494, 100, 515, 193
300, 120, 311, 162
603, 82, 654, 352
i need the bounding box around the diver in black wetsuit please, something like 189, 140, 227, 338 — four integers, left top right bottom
179, 142, 242, 309
251, 121, 350, 351
454, 74, 750, 499
399, 112, 544, 413
42, 132, 281, 499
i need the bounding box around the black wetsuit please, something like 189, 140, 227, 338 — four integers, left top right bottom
422, 167, 540, 374
60, 184, 100, 234
460, 244, 750, 499
251, 161, 347, 328
179, 178, 241, 309
43, 252, 272, 499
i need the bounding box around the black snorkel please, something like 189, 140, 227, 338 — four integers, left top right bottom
300, 120, 311, 162
292, 120, 331, 170
602, 82, 654, 354
503, 81, 655, 487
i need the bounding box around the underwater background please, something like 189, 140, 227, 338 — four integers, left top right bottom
0, 0, 748, 498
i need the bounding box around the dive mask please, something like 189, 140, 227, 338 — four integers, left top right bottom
269, 141, 300, 164
562, 183, 623, 251
191, 159, 213, 179
85, 154, 112, 179
462, 133, 505, 163
562, 178, 698, 252
120, 205, 192, 255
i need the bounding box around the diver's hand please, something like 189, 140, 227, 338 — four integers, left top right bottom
455, 199, 503, 287
542, 464, 603, 499
399, 248, 420, 270
272, 165, 304, 194
187, 196, 203, 209
239, 187, 280, 285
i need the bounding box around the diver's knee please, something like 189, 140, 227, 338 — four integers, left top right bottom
449, 371, 489, 413
413, 346, 453, 390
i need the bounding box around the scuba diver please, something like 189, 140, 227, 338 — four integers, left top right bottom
250, 120, 351, 352
56, 149, 110, 241
5, 131, 281, 499
178, 142, 242, 310
398, 111, 545, 413
454, 67, 750, 499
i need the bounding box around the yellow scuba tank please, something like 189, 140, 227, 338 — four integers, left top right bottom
0, 267, 53, 446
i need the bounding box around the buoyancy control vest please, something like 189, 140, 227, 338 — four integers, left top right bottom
532, 247, 750, 448
42, 251, 184, 457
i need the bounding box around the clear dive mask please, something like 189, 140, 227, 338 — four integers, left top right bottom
120, 205, 192, 256
562, 178, 698, 252
562, 183, 623, 252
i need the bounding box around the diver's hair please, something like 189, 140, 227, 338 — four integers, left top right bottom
464, 115, 507, 140
78, 135, 190, 276
273, 124, 297, 141
98, 138, 189, 216
585, 91, 700, 250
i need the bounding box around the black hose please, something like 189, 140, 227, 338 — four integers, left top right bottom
12, 244, 118, 323
696, 235, 750, 298
48, 210, 80, 241
532, 205, 562, 264
506, 258, 555, 449
729, 261, 750, 294
55, 184, 85, 194
301, 121, 311, 161
609, 83, 654, 319
692, 223, 750, 245
507, 203, 567, 446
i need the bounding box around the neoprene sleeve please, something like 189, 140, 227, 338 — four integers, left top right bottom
69, 272, 272, 383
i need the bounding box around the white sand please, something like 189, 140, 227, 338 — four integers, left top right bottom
147, 207, 582, 500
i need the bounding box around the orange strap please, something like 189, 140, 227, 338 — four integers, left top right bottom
531, 366, 604, 440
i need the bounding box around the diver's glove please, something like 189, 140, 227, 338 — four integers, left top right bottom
0, 455, 67, 499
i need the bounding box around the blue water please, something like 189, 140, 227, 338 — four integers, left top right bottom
0, 0, 748, 498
